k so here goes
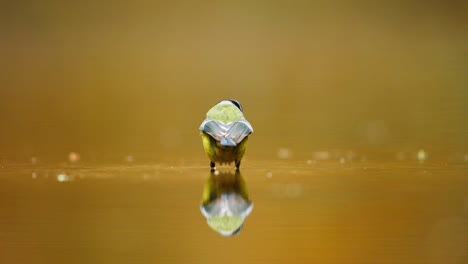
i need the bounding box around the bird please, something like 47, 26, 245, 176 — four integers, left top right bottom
199, 100, 253, 171
200, 170, 253, 236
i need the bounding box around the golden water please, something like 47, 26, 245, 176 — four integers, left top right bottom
0, 158, 466, 263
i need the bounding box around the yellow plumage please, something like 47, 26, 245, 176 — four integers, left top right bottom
202, 132, 248, 166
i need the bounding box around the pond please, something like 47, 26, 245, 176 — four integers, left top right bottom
1, 158, 466, 263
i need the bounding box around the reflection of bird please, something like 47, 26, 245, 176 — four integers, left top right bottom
199, 100, 253, 170
200, 171, 253, 236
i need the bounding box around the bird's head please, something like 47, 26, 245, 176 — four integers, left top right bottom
206, 99, 245, 123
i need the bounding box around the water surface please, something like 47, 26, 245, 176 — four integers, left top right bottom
1, 159, 466, 263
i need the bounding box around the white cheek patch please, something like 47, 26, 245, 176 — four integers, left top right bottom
217, 100, 235, 106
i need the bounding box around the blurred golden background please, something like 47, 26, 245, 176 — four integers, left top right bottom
1, 0, 467, 163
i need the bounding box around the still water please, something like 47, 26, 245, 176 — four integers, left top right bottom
0, 158, 466, 264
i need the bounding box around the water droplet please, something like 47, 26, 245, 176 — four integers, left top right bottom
266, 171, 273, 178
417, 149, 427, 162
57, 173, 74, 182
339, 157, 346, 164
68, 152, 80, 163
32, 172, 37, 179
57, 174, 66, 182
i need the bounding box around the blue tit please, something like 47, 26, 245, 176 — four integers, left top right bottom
200, 171, 253, 236
199, 100, 253, 170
